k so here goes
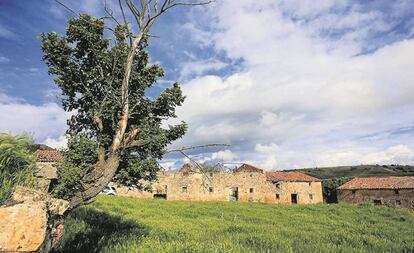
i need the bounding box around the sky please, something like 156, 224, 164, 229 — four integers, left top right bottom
1, 0, 414, 170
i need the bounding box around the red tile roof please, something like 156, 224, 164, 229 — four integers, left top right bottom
266, 171, 321, 182
338, 176, 414, 190
234, 164, 264, 173
34, 149, 63, 162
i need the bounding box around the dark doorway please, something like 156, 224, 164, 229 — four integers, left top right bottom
291, 193, 298, 204
373, 199, 382, 205
230, 187, 239, 201
153, 194, 167, 199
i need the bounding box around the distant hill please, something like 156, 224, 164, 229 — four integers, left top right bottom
286, 164, 414, 179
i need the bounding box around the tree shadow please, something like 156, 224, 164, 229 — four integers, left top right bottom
52, 208, 149, 253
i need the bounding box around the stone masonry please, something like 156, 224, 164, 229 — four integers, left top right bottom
117, 164, 323, 205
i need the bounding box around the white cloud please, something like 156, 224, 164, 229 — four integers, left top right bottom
180, 59, 227, 80
254, 143, 280, 169
255, 143, 280, 155
211, 149, 237, 162
181, 22, 214, 47
167, 0, 414, 168
44, 135, 67, 149
0, 96, 68, 145
361, 145, 414, 165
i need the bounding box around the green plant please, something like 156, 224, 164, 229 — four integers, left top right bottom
0, 133, 36, 203
322, 177, 352, 203
54, 196, 414, 253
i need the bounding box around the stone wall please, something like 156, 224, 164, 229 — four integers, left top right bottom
115, 186, 153, 199
117, 171, 323, 205
274, 181, 323, 204
338, 189, 414, 209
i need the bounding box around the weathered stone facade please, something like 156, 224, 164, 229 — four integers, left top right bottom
338, 189, 414, 209
117, 164, 323, 205
337, 176, 414, 209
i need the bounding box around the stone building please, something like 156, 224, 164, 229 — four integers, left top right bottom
33, 147, 63, 192
118, 163, 323, 205
337, 176, 414, 209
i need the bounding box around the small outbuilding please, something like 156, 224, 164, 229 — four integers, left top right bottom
337, 176, 414, 209
266, 171, 323, 204
33, 147, 63, 192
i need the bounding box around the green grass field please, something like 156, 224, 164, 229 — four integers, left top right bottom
53, 196, 414, 253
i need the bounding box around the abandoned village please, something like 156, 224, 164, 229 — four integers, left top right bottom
34, 146, 414, 209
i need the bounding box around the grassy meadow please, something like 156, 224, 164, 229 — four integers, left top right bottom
53, 196, 414, 253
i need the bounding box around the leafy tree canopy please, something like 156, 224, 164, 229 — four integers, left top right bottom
41, 14, 187, 198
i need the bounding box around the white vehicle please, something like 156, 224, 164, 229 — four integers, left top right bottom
101, 186, 117, 195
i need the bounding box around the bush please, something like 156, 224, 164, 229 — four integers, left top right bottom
52, 135, 98, 200
322, 177, 352, 203
0, 133, 36, 203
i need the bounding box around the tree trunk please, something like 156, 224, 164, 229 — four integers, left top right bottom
68, 154, 120, 209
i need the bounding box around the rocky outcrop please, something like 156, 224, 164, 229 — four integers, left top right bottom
0, 186, 69, 253
0, 202, 48, 252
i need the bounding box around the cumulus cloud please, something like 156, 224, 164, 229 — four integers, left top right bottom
254, 143, 280, 169
211, 149, 237, 162
44, 135, 67, 149
179, 59, 227, 80
166, 0, 414, 169
0, 93, 68, 146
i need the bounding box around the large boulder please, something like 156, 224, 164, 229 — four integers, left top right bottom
0, 187, 69, 253
0, 202, 48, 252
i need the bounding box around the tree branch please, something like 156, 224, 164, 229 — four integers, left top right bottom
55, 0, 78, 16
123, 127, 140, 147
104, 0, 123, 27
165, 143, 229, 153
118, 0, 133, 46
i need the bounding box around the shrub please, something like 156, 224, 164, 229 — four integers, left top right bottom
322, 177, 352, 203
0, 133, 36, 203
52, 135, 98, 200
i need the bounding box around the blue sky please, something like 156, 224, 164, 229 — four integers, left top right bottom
1, 0, 414, 170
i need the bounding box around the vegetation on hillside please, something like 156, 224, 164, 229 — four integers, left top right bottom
0, 133, 36, 203
290, 164, 414, 179
53, 196, 414, 253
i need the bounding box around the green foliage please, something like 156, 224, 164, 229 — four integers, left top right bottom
322, 177, 352, 203
40, 14, 187, 190
53, 196, 414, 253
52, 135, 98, 200
0, 133, 35, 203
290, 165, 414, 180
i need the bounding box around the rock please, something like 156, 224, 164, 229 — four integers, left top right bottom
11, 186, 48, 203
0, 187, 69, 253
0, 202, 48, 252
48, 198, 69, 216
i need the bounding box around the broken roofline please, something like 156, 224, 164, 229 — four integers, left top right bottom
175, 163, 321, 182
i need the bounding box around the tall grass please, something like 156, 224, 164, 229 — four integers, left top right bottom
54, 196, 414, 253
0, 133, 36, 203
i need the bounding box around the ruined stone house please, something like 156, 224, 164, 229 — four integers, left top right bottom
337, 176, 414, 209
33, 147, 63, 192
117, 163, 323, 204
